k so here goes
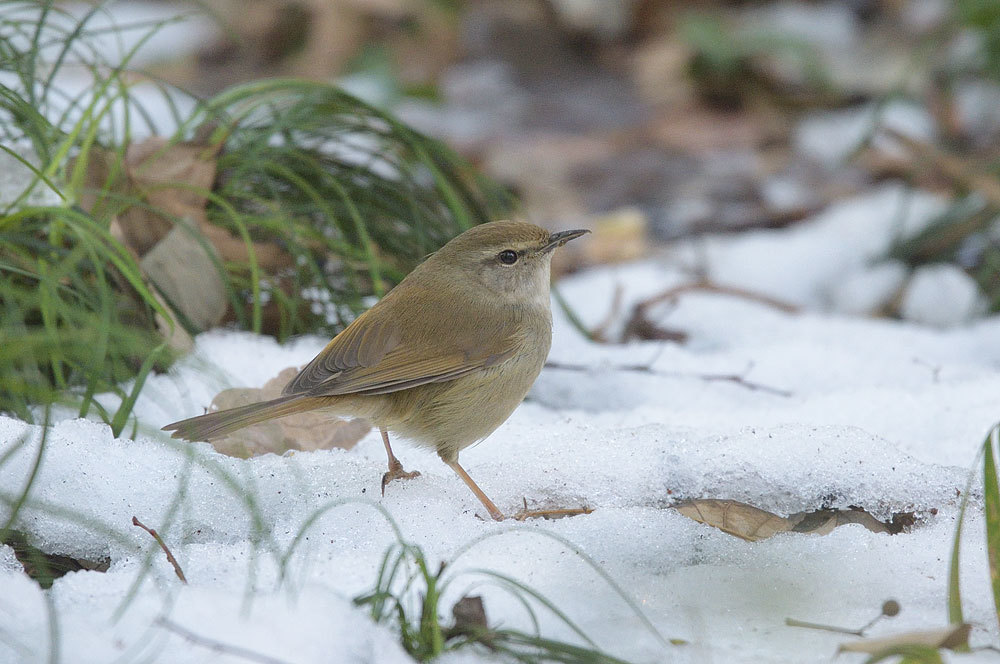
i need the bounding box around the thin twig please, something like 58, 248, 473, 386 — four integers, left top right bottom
880, 127, 1000, 208
623, 279, 798, 344
131, 516, 187, 584
784, 617, 864, 636
156, 618, 292, 664
636, 280, 799, 317
544, 360, 792, 397
786, 600, 896, 636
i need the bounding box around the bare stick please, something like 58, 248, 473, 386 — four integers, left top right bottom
156, 617, 291, 664
880, 127, 1000, 208
132, 516, 187, 584
634, 280, 799, 317
785, 617, 864, 636
622, 279, 799, 344
544, 360, 792, 398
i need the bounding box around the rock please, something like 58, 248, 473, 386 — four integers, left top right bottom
140, 222, 228, 332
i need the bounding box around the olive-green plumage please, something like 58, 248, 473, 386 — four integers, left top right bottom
163, 220, 588, 520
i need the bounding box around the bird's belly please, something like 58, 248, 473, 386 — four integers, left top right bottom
385, 346, 547, 461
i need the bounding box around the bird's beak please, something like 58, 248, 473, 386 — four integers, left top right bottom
541, 228, 589, 253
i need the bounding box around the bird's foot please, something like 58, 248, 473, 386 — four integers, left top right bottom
381, 461, 421, 496
511, 498, 594, 521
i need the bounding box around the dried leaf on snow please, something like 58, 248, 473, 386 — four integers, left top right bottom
206, 367, 371, 458
674, 499, 910, 542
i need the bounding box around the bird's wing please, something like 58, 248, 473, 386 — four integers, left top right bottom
283, 294, 521, 397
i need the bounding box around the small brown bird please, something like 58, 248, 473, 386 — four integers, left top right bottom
163, 220, 588, 520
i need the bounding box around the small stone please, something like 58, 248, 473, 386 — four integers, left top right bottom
882, 599, 901, 617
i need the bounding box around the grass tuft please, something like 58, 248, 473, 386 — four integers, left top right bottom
354, 536, 638, 663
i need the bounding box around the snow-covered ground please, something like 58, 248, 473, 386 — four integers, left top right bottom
2, 184, 998, 663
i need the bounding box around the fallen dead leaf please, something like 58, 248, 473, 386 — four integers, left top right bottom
122, 136, 219, 254
78, 136, 295, 271
675, 499, 790, 541
451, 596, 489, 633
578, 207, 648, 268
550, 210, 648, 278
837, 623, 971, 654
206, 367, 371, 458
674, 499, 907, 542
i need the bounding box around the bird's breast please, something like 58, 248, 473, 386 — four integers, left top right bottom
388, 311, 552, 460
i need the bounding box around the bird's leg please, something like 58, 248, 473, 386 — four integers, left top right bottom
443, 457, 504, 521
380, 429, 420, 496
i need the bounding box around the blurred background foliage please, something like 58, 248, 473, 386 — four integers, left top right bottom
4, 0, 1000, 424
0, 1, 510, 426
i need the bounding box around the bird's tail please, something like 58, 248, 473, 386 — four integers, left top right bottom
162, 395, 326, 442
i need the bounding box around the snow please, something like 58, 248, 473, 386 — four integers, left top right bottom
900, 263, 987, 327
680, 185, 944, 309
2, 188, 999, 663
794, 102, 936, 165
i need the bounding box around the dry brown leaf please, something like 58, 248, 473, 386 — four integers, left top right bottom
880, 128, 1000, 209
631, 38, 695, 109
140, 223, 227, 331
674, 499, 906, 542
197, 221, 296, 272
125, 138, 217, 234
206, 367, 371, 458
78, 136, 295, 272
675, 499, 791, 542
571, 207, 647, 270
837, 624, 971, 654
451, 595, 489, 632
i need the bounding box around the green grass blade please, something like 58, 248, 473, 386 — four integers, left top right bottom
109, 343, 167, 437
0, 144, 66, 204
862, 644, 944, 664
984, 424, 1000, 633
492, 629, 634, 664
447, 526, 671, 649
465, 568, 599, 648
949, 425, 997, 633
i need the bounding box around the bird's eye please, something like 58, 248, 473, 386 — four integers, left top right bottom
498, 250, 518, 265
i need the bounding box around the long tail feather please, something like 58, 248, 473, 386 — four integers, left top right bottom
162, 395, 324, 442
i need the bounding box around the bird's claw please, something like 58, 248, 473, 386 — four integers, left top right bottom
381, 462, 421, 496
